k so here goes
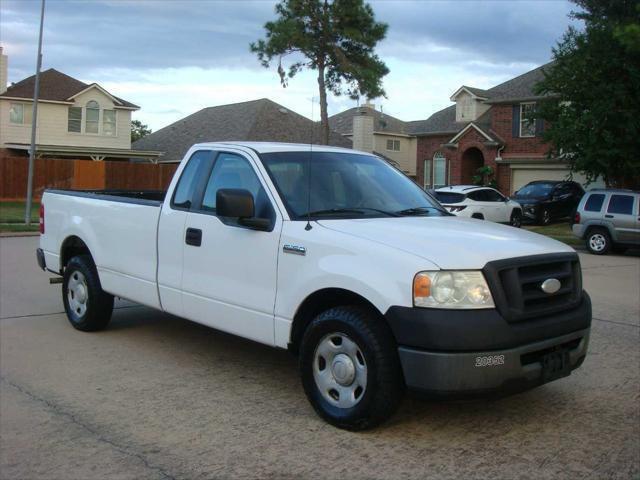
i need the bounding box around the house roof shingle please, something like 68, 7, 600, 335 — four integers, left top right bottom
0, 68, 139, 108
132, 98, 352, 161
483, 61, 553, 103
328, 106, 408, 135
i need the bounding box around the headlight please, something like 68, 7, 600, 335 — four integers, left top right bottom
413, 271, 494, 309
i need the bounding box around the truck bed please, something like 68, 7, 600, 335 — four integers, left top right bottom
40, 188, 165, 309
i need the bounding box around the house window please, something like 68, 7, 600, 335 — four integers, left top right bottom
103, 110, 116, 136
9, 103, 31, 125
423, 159, 432, 189
85, 100, 100, 134
68, 107, 82, 133
386, 139, 400, 151
433, 151, 446, 188
519, 103, 536, 137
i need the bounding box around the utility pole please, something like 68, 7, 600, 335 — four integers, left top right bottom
25, 0, 46, 225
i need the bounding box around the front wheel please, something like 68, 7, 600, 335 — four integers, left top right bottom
509, 210, 522, 228
586, 228, 611, 255
539, 208, 551, 226
63, 255, 114, 331
299, 306, 404, 430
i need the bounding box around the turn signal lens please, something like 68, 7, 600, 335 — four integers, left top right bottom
413, 273, 431, 300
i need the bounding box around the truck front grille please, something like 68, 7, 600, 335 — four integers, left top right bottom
483, 253, 582, 322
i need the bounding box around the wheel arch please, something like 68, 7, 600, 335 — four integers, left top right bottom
288, 288, 386, 355
60, 235, 93, 270
471, 212, 484, 220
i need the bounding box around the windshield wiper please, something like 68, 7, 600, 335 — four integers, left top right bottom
395, 206, 442, 216
300, 207, 399, 218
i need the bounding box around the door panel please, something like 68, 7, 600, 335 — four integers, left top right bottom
180, 151, 281, 346
606, 194, 639, 244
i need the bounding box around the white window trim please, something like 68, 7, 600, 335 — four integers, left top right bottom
103, 109, 117, 137
519, 102, 536, 138
429, 152, 447, 189
9, 102, 31, 125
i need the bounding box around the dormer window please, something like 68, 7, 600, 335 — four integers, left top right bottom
85, 100, 100, 134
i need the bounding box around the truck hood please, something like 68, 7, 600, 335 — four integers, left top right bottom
318, 216, 574, 270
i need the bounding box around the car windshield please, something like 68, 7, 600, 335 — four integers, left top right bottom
517, 183, 555, 197
434, 192, 466, 204
259, 151, 447, 219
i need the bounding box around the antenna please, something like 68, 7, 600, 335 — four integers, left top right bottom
305, 96, 316, 231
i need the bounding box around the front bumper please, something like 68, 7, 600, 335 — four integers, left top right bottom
386, 292, 591, 395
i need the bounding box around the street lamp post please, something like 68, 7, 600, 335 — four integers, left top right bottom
25, 0, 46, 225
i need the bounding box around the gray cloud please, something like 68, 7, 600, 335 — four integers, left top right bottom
2, 0, 577, 83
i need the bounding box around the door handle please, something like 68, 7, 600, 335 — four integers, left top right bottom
604, 214, 614, 219
185, 228, 202, 247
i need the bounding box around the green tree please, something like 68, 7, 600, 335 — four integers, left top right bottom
130, 120, 152, 143
251, 0, 389, 145
535, 0, 640, 188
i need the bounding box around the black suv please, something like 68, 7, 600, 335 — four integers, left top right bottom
512, 181, 584, 225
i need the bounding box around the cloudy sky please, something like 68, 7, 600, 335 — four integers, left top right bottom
0, 0, 578, 130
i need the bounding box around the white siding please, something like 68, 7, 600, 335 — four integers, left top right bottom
0, 86, 132, 149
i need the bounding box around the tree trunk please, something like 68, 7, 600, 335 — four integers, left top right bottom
317, 63, 329, 145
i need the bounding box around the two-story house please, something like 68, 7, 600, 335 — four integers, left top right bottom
407, 62, 595, 194
0, 48, 159, 163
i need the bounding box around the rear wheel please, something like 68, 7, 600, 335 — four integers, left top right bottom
509, 210, 522, 228
299, 306, 404, 430
586, 228, 611, 255
63, 255, 114, 331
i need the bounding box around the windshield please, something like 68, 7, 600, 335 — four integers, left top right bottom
259, 151, 447, 219
517, 183, 555, 197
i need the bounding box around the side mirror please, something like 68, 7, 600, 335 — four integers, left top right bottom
216, 188, 271, 231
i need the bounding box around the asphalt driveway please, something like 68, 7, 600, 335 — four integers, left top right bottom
1, 236, 638, 479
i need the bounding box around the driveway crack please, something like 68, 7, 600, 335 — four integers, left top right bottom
0, 376, 178, 480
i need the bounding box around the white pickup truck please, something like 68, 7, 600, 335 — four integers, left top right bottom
38, 142, 591, 430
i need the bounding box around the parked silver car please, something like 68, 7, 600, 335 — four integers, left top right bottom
572, 189, 640, 254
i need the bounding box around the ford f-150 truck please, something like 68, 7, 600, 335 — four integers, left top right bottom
37, 142, 591, 430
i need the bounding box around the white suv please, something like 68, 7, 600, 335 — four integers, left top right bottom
435, 185, 523, 227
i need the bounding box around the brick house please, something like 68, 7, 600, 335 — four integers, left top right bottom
406, 62, 593, 194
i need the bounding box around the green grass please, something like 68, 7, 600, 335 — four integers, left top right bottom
0, 201, 40, 232
524, 222, 582, 247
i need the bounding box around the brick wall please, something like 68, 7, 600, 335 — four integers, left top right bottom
491, 104, 549, 156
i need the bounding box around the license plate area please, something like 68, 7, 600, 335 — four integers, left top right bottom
541, 349, 571, 382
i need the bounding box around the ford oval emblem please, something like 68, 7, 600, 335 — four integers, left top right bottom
541, 278, 561, 294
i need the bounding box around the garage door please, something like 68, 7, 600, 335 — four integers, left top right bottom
511, 168, 604, 193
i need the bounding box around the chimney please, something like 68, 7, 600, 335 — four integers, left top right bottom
364, 99, 375, 111
0, 47, 7, 94
352, 108, 374, 153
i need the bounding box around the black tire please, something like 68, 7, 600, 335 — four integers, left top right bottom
509, 209, 522, 228
299, 306, 404, 431
585, 228, 611, 255
62, 255, 114, 331
471, 213, 484, 220
539, 208, 551, 226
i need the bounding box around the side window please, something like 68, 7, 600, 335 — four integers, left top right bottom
584, 194, 605, 212
607, 194, 634, 215
484, 189, 504, 202
172, 150, 213, 209
201, 153, 273, 220
468, 190, 489, 202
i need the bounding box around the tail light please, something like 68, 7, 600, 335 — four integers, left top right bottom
446, 205, 467, 212
39, 204, 44, 234
573, 211, 580, 225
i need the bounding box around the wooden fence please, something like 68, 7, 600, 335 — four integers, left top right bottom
1, 154, 178, 200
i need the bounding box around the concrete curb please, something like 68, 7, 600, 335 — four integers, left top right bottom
0, 231, 40, 238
